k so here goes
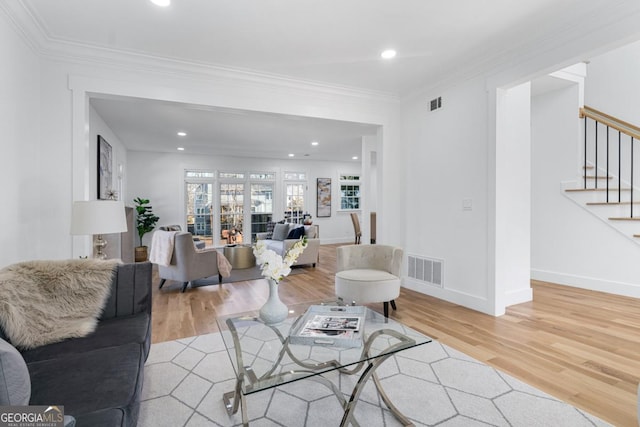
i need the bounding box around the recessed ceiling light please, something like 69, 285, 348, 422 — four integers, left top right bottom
177, 147, 185, 151
381, 49, 397, 59
288, 153, 295, 157
177, 131, 187, 136
352, 156, 359, 160
311, 141, 319, 146
150, 0, 170, 7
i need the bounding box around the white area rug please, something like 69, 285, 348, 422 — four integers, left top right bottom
140, 333, 611, 426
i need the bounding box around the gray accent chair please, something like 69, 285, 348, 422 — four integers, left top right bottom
335, 244, 403, 318
158, 231, 222, 293
158, 225, 205, 249
0, 262, 152, 427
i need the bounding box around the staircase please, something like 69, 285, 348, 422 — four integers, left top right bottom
563, 106, 640, 242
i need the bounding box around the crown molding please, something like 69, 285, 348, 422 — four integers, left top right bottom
401, 0, 640, 104
5, 0, 399, 105
0, 1, 43, 55
48, 44, 400, 104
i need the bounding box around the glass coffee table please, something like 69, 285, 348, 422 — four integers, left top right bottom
216, 301, 432, 426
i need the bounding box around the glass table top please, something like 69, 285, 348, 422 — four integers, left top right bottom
216, 301, 432, 395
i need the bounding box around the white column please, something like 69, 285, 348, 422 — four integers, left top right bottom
492, 82, 533, 314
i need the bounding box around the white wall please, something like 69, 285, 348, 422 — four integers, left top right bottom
531, 83, 640, 297
402, 77, 493, 313
399, 13, 640, 314
29, 55, 401, 260
401, 77, 532, 315
0, 9, 41, 266
90, 105, 128, 202
585, 40, 640, 124
126, 150, 360, 247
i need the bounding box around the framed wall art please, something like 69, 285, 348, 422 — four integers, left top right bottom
316, 178, 331, 217
97, 135, 113, 199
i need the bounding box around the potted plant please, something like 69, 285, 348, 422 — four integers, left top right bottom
134, 197, 159, 262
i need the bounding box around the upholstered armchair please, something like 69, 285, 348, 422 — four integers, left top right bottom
158, 225, 205, 249
335, 244, 403, 317
157, 232, 223, 293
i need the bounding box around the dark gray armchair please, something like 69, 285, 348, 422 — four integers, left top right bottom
158, 232, 223, 292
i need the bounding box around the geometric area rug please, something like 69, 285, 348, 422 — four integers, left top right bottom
138, 333, 611, 427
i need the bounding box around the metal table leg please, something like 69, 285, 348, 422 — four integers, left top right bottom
222, 373, 248, 426
340, 351, 414, 426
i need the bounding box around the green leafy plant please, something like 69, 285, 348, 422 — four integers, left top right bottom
134, 197, 160, 247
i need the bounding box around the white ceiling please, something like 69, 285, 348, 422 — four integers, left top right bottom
90, 96, 378, 161
22, 0, 594, 95
17, 0, 608, 160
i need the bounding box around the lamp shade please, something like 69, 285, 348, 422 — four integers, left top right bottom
71, 200, 128, 235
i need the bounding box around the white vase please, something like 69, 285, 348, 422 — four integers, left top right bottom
259, 279, 288, 325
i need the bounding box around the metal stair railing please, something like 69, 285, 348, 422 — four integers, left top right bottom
579, 105, 640, 217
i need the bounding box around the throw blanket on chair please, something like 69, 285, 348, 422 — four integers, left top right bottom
0, 259, 119, 349
149, 230, 177, 267
214, 251, 232, 278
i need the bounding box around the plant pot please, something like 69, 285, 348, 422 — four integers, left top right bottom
135, 246, 148, 262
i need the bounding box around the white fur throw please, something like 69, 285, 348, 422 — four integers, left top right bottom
0, 259, 119, 349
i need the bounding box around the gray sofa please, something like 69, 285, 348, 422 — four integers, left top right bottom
256, 224, 320, 267
0, 262, 152, 427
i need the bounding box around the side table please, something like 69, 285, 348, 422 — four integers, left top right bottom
223, 245, 256, 269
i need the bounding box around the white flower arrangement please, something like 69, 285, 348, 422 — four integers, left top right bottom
253, 236, 308, 283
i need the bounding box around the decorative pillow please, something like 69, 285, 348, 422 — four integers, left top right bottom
0, 338, 30, 405
304, 225, 317, 239
272, 223, 290, 241
286, 226, 305, 239
265, 221, 276, 239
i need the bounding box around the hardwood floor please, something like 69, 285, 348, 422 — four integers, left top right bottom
151, 244, 640, 427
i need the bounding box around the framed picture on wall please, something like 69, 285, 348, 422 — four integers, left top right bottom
317, 178, 331, 217
97, 135, 113, 200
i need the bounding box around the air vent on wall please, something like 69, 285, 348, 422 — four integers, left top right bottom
429, 96, 442, 112
408, 255, 444, 288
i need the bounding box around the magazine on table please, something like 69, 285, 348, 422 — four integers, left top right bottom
298, 314, 362, 339
290, 305, 366, 347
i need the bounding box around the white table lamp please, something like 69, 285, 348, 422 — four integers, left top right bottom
71, 200, 128, 259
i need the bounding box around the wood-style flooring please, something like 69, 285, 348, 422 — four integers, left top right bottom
151, 244, 640, 427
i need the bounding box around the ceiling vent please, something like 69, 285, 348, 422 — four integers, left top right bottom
429, 96, 442, 112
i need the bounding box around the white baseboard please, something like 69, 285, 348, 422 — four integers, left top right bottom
504, 287, 533, 307
402, 278, 494, 315
531, 269, 640, 299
